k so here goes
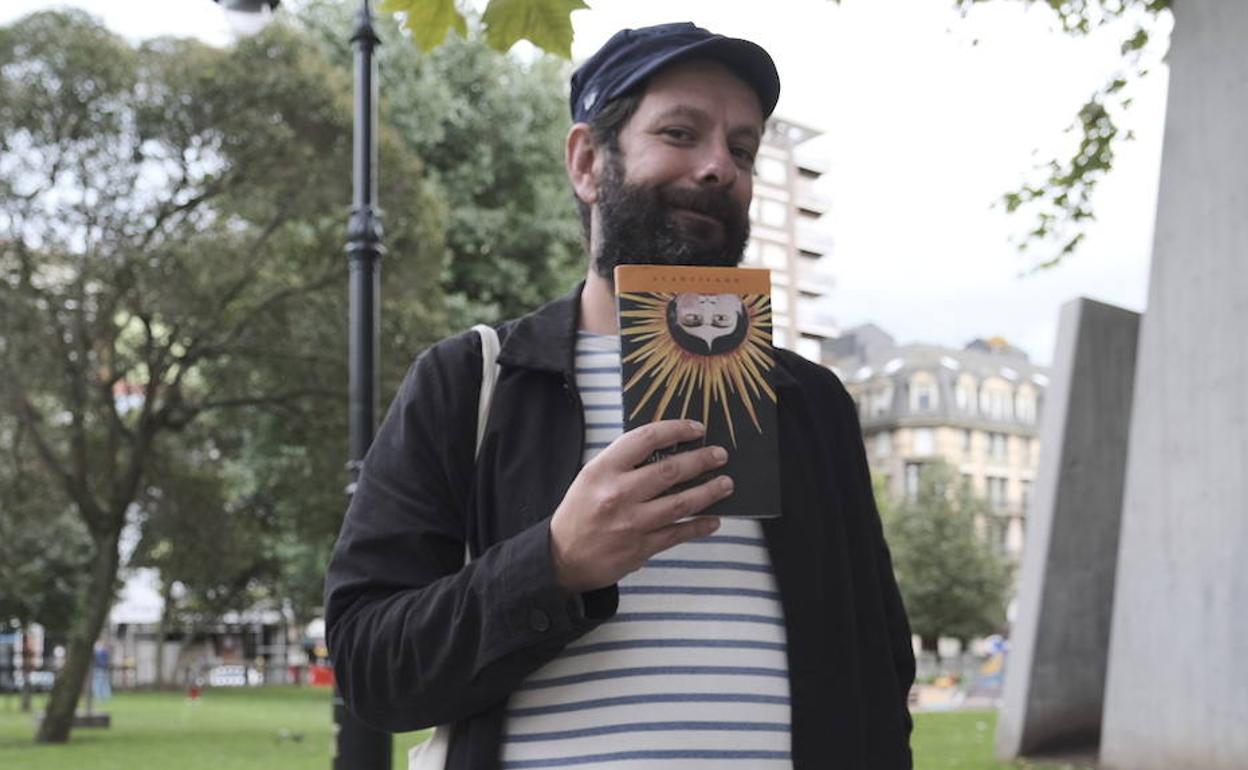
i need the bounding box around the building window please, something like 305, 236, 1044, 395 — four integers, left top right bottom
1015, 385, 1037, 424
962, 428, 973, 455
987, 476, 1008, 510
759, 240, 788, 269
913, 428, 934, 456
979, 379, 1013, 421
909, 373, 938, 412
771, 285, 789, 313
756, 156, 787, 185
875, 431, 892, 458
870, 383, 893, 417
989, 432, 1008, 462
1021, 480, 1033, 513
955, 374, 976, 413
904, 462, 924, 502
758, 198, 787, 228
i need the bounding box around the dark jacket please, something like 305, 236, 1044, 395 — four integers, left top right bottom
325, 283, 915, 769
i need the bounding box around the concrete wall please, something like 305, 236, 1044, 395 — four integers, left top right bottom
1099, 3, 1248, 768
996, 298, 1139, 759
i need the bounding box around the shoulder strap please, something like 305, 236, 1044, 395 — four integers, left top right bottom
472, 323, 500, 459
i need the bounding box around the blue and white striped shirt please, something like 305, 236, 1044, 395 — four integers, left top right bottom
499, 331, 793, 769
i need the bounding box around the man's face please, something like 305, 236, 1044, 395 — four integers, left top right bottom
592, 59, 764, 277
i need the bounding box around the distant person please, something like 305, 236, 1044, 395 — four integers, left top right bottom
325, 22, 914, 769
91, 641, 111, 701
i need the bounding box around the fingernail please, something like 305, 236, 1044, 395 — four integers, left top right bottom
703, 517, 721, 534
711, 446, 728, 463
719, 476, 734, 494
688, 420, 705, 434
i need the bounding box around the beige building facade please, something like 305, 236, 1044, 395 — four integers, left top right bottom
831, 328, 1048, 559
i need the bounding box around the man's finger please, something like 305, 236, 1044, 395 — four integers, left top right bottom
643, 515, 722, 559
624, 444, 729, 503
594, 419, 706, 471
632, 474, 734, 531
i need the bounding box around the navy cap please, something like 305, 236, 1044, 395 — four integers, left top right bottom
570, 22, 780, 124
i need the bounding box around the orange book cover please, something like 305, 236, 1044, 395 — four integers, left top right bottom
615, 265, 780, 519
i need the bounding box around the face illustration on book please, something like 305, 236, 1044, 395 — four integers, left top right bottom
669, 293, 749, 354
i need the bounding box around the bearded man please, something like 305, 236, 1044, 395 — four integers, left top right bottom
325, 22, 915, 769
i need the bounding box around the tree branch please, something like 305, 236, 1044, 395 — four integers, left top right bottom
13, 396, 106, 533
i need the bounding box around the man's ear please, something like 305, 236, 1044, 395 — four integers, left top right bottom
566, 123, 601, 206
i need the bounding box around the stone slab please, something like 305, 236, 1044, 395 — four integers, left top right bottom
996, 298, 1139, 759
1100, 3, 1248, 768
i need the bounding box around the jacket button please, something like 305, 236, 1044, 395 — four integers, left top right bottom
529, 608, 551, 632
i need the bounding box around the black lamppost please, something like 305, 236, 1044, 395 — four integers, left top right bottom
212, 2, 392, 768
339, 4, 390, 767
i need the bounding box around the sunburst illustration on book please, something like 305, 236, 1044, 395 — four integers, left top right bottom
615, 265, 781, 519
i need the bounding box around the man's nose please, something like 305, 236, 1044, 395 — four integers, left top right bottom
694, 142, 738, 189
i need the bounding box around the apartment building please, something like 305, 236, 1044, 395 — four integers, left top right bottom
830, 326, 1049, 559
742, 116, 838, 362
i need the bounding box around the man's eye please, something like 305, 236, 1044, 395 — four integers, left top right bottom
711, 314, 732, 328
731, 146, 756, 165
662, 127, 695, 142
681, 313, 703, 327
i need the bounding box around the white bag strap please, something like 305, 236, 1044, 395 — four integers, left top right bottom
472, 323, 500, 459
409, 325, 500, 770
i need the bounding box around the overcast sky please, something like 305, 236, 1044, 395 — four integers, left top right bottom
2, 0, 1171, 365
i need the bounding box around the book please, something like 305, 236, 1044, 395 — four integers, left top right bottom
614, 265, 781, 519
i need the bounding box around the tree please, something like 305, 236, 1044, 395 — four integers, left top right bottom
0, 10, 445, 742
877, 461, 1012, 658
953, 0, 1173, 267
297, 0, 587, 325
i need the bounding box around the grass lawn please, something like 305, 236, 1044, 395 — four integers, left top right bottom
1, 687, 1091, 769
0, 687, 428, 770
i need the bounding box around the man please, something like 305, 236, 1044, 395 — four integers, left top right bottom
325, 22, 914, 769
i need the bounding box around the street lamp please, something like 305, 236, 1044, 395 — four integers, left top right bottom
211, 2, 392, 769
212, 0, 280, 37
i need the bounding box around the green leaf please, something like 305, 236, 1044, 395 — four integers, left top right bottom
1121, 27, 1149, 55
379, 0, 468, 52
481, 0, 588, 59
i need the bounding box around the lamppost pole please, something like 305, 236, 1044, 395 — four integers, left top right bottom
339, 1, 392, 769
212, 1, 392, 766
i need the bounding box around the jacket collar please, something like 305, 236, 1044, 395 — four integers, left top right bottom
496, 279, 799, 389
496, 281, 584, 375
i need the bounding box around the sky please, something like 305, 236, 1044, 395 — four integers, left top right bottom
1, 0, 1172, 365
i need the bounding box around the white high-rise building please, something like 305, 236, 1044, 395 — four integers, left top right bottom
743, 116, 838, 363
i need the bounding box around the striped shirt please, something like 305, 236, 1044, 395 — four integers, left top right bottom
499, 331, 792, 769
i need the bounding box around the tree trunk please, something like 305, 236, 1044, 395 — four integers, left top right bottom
35, 528, 120, 743
19, 624, 33, 714
921, 634, 941, 666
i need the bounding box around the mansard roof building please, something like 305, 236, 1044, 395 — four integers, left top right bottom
828, 326, 1050, 559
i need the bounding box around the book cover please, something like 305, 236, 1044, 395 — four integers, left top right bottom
615, 265, 781, 519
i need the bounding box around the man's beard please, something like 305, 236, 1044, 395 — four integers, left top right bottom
593, 155, 751, 280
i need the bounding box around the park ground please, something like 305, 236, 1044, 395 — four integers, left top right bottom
0, 686, 1091, 770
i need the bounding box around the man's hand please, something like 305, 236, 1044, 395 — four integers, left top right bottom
550, 419, 732, 594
